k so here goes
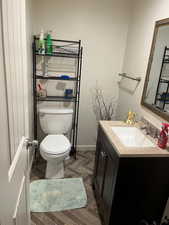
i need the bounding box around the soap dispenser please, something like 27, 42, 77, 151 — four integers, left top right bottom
158, 123, 169, 149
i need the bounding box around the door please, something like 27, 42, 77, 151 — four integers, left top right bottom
0, 0, 33, 224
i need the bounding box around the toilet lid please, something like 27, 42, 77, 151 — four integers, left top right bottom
40, 135, 71, 154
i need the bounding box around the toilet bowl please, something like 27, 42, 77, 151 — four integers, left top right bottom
40, 134, 71, 178
38, 107, 73, 179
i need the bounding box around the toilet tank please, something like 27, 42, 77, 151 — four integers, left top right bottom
39, 107, 73, 134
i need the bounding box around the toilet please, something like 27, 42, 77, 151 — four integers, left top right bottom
38, 106, 73, 179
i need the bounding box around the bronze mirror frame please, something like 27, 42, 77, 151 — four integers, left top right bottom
141, 18, 169, 122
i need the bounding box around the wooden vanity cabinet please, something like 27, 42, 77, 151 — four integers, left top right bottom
93, 125, 169, 225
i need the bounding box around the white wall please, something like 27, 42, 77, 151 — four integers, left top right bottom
32, 0, 131, 148
117, 0, 169, 128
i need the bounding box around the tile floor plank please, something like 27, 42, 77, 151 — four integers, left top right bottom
45, 212, 65, 225
32, 213, 58, 225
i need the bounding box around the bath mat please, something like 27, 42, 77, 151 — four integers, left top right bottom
30, 178, 87, 212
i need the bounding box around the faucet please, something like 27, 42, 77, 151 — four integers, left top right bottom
140, 123, 159, 138
140, 125, 150, 135
125, 111, 136, 125
140, 120, 152, 135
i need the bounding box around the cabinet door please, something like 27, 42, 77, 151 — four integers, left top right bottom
95, 140, 107, 196
94, 126, 119, 225
102, 153, 117, 225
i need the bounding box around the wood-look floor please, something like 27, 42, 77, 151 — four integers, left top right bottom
30, 151, 102, 225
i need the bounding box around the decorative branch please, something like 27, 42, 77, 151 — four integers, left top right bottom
92, 85, 116, 121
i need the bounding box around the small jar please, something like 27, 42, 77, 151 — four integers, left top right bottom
65, 89, 73, 98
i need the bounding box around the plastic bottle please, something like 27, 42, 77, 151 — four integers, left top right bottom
37, 83, 47, 97
38, 29, 45, 54
157, 123, 169, 149
46, 30, 53, 54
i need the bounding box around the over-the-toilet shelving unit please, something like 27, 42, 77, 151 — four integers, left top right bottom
32, 36, 83, 158
155, 46, 169, 110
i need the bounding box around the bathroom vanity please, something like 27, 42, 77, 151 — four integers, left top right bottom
93, 121, 169, 225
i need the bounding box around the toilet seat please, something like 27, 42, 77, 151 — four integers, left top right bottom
40, 134, 71, 155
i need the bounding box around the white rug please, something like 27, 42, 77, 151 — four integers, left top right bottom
30, 178, 87, 212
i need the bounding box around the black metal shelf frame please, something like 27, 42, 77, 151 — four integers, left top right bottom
33, 36, 83, 158
155, 46, 169, 110
36, 75, 78, 81
160, 79, 169, 83
156, 98, 169, 103
37, 96, 76, 102
36, 52, 79, 58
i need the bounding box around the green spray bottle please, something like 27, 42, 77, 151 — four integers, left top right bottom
46, 30, 53, 54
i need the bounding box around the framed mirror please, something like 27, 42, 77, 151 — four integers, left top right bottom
141, 18, 169, 121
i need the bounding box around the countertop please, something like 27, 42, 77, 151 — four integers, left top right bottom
100, 121, 169, 157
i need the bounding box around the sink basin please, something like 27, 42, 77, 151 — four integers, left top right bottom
111, 126, 155, 148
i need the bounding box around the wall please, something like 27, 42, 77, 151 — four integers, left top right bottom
0, 5, 12, 223
32, 0, 131, 148
117, 0, 169, 128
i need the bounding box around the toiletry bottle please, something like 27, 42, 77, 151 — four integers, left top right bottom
37, 84, 42, 97
157, 123, 169, 149
46, 30, 53, 54
37, 83, 47, 97
38, 29, 45, 54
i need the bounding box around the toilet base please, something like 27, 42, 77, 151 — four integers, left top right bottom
45, 159, 64, 179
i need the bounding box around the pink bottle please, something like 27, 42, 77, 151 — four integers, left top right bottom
158, 123, 169, 149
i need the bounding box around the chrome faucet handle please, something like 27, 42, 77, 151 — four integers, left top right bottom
140, 125, 147, 130
146, 125, 151, 135
153, 130, 159, 139
140, 125, 151, 135
140, 125, 149, 134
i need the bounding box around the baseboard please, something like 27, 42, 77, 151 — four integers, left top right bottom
77, 145, 96, 151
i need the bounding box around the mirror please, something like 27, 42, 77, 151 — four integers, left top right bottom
142, 18, 169, 121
